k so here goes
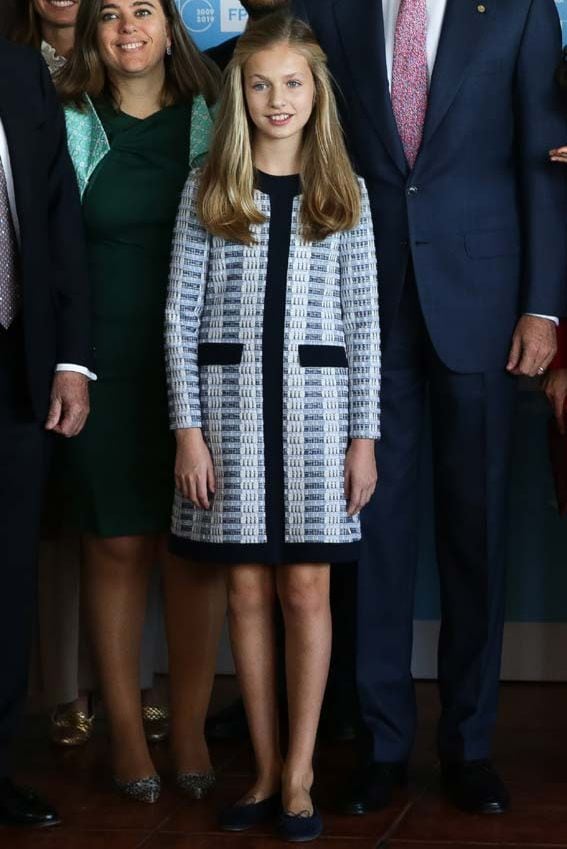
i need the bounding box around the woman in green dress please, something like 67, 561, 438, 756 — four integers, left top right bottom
56, 0, 223, 803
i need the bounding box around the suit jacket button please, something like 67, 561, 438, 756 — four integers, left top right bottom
407, 186, 419, 197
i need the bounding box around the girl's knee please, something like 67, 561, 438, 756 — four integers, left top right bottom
277, 567, 329, 618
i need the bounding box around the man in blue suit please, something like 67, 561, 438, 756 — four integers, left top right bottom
297, 0, 567, 814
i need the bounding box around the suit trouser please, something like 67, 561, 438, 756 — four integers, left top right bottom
357, 270, 517, 763
0, 322, 49, 777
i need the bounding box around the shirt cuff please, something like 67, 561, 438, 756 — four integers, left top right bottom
525, 313, 559, 326
56, 363, 98, 381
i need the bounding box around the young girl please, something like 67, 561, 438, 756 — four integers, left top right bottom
166, 12, 380, 842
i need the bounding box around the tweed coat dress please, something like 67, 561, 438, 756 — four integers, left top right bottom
166, 172, 381, 562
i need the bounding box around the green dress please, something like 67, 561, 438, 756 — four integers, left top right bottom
63, 101, 193, 537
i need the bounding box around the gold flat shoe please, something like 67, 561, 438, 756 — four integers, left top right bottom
50, 706, 95, 747
142, 705, 170, 744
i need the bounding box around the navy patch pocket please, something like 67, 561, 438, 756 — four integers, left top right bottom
198, 343, 244, 366
298, 345, 348, 368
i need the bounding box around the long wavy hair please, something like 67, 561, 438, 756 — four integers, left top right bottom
198, 11, 361, 244
56, 0, 219, 109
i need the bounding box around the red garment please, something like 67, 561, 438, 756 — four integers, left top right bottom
551, 320, 567, 369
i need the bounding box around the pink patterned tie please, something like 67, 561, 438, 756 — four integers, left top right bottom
391, 0, 428, 169
0, 157, 20, 330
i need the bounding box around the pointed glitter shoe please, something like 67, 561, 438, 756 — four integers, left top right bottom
142, 705, 170, 744
113, 774, 161, 804
175, 769, 216, 800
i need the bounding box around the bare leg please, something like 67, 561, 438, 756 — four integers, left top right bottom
276, 564, 331, 815
162, 542, 226, 773
82, 534, 156, 781
227, 565, 282, 800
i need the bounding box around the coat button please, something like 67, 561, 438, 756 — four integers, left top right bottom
407, 186, 419, 197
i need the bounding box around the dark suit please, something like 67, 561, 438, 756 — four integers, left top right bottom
206, 35, 239, 71
0, 37, 90, 776
298, 0, 567, 761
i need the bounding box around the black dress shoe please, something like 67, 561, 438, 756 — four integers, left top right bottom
340, 761, 407, 815
276, 808, 323, 842
0, 779, 61, 827
205, 698, 249, 741
219, 794, 281, 831
441, 760, 510, 814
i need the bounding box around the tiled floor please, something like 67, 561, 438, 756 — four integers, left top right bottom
3, 680, 567, 848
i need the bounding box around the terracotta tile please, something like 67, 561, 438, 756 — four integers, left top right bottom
145, 835, 377, 848
388, 844, 566, 849
0, 828, 147, 849
393, 776, 567, 846
163, 773, 418, 842
10, 681, 567, 849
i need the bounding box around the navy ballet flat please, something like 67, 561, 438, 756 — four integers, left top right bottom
219, 793, 281, 831
276, 807, 323, 842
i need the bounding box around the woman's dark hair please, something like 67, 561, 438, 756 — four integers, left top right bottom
56, 0, 220, 109
3, 0, 40, 44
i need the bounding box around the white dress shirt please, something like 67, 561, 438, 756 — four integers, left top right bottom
381, 0, 557, 326
0, 117, 96, 379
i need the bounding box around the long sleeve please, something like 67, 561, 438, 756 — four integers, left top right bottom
40, 55, 93, 370
515, 0, 567, 318
550, 319, 567, 369
340, 178, 381, 440
165, 173, 210, 430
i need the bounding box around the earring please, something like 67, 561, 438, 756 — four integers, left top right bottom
166, 44, 172, 56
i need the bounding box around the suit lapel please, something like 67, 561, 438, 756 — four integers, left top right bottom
0, 69, 32, 229
421, 0, 494, 151
333, 0, 408, 175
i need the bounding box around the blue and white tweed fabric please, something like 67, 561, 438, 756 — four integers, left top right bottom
166, 172, 381, 547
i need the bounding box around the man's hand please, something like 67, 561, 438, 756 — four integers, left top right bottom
543, 368, 567, 435
506, 315, 557, 378
45, 372, 90, 437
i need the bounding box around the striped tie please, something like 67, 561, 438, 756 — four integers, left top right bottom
0, 156, 20, 330
391, 0, 429, 169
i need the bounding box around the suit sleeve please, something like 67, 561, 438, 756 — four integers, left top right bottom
340, 179, 381, 440
165, 173, 210, 431
550, 319, 567, 369
516, 0, 567, 317
40, 57, 93, 369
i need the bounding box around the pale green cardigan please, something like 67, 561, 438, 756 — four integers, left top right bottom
64, 93, 215, 199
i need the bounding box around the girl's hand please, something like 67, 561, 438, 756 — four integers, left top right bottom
344, 438, 378, 517
175, 428, 216, 510
543, 369, 567, 435
549, 146, 567, 163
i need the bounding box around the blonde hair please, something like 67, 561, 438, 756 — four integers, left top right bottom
198, 11, 361, 244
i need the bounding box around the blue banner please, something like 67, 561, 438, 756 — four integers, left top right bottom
175, 0, 247, 51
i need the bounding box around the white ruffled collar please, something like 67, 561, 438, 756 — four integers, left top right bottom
41, 40, 67, 75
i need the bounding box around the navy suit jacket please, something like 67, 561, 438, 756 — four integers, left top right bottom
0, 38, 91, 418
297, 0, 567, 372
